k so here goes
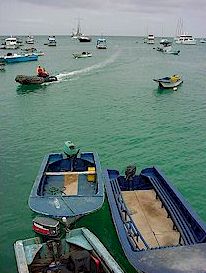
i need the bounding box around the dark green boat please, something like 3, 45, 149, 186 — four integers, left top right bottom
14, 227, 124, 273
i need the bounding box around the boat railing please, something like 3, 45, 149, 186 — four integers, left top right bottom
144, 173, 206, 245
111, 178, 149, 251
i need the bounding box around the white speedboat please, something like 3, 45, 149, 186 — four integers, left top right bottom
73, 51, 92, 58
153, 75, 183, 89
175, 33, 196, 45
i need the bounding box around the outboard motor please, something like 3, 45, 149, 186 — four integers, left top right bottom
32, 216, 61, 239
63, 141, 79, 158
125, 165, 136, 181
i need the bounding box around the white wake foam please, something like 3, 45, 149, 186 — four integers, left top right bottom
56, 49, 120, 82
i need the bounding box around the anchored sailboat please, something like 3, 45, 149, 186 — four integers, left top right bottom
71, 19, 82, 39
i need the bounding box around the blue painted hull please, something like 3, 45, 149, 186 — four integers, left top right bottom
29, 151, 104, 218
104, 166, 206, 273
4, 55, 38, 63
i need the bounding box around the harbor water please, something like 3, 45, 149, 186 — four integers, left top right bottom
0, 35, 206, 272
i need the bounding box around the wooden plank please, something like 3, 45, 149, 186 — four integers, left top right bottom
46, 171, 96, 176
155, 231, 180, 247
63, 174, 78, 195
122, 189, 180, 248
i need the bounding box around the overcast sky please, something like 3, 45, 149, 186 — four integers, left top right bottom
0, 0, 205, 37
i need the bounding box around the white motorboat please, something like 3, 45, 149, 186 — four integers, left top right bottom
2, 37, 19, 49
73, 51, 92, 58
45, 36, 57, 46
157, 40, 180, 55
175, 33, 196, 45
153, 75, 183, 89
26, 35, 34, 44
96, 38, 107, 49
147, 34, 155, 44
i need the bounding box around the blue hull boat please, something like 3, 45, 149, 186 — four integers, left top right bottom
4, 53, 38, 63
29, 142, 104, 219
104, 166, 206, 273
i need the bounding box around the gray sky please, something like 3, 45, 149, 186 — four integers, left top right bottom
0, 0, 205, 37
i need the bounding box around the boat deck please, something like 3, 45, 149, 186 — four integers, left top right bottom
43, 171, 96, 196
122, 189, 180, 249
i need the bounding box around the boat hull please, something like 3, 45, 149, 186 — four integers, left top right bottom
15, 75, 58, 85
78, 37, 92, 42
4, 55, 38, 63
73, 53, 92, 58
104, 167, 206, 273
96, 45, 107, 49
175, 40, 196, 45
153, 75, 183, 89
155, 79, 183, 88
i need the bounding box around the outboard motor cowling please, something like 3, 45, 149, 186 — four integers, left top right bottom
32, 216, 61, 238
63, 141, 79, 158
125, 165, 136, 181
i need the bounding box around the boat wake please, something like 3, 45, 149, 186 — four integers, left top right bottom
55, 50, 120, 83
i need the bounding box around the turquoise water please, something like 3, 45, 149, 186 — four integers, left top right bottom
1, 36, 206, 272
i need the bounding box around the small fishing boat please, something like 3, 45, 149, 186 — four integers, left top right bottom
26, 35, 34, 44
28, 141, 104, 222
153, 74, 183, 89
3, 53, 38, 63
96, 38, 107, 49
104, 165, 206, 273
14, 225, 124, 273
73, 51, 92, 58
45, 36, 57, 46
21, 47, 45, 56
15, 75, 58, 85
156, 40, 180, 55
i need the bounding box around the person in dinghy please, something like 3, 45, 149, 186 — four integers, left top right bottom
36, 66, 49, 78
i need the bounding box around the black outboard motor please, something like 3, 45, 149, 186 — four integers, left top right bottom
125, 165, 136, 181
